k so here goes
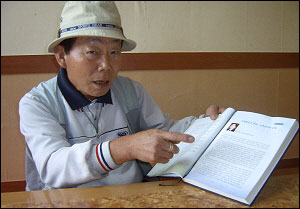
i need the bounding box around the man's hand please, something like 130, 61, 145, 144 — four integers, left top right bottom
110, 129, 195, 165
205, 105, 226, 120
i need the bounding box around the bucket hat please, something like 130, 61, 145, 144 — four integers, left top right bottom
48, 1, 136, 53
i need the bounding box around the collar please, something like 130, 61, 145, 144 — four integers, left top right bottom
57, 68, 113, 110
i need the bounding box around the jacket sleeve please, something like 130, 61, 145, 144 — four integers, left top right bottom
19, 95, 119, 189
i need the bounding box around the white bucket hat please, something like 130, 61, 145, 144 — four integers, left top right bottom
48, 1, 136, 53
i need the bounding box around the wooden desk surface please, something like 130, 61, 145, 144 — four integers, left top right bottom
1, 169, 299, 208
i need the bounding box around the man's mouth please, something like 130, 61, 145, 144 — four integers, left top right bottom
93, 80, 109, 85
92, 80, 110, 88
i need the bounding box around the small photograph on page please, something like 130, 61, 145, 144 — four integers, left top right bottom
227, 123, 239, 132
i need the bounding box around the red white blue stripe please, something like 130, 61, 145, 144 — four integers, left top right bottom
96, 143, 113, 172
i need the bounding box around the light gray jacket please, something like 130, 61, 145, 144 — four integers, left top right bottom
19, 73, 198, 191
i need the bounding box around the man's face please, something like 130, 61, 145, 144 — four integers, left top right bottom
62, 37, 122, 100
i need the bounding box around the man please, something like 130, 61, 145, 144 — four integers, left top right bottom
19, 1, 225, 191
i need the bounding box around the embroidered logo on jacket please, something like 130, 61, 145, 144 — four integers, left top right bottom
117, 131, 129, 137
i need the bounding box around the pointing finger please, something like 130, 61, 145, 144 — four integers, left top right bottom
158, 130, 195, 144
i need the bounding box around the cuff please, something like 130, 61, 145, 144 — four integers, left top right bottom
95, 141, 119, 172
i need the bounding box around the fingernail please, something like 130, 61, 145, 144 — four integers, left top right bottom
188, 136, 195, 142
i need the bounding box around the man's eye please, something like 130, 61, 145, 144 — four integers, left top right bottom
87, 51, 97, 55
111, 50, 121, 55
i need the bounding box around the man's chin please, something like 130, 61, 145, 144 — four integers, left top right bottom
92, 90, 110, 99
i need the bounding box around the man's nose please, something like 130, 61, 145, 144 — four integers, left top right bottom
97, 54, 112, 72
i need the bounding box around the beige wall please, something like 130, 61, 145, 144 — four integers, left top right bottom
1, 1, 299, 54
1, 68, 299, 181
1, 1, 299, 182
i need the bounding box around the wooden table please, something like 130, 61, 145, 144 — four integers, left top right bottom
1, 169, 299, 208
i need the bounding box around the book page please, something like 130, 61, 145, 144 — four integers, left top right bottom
147, 107, 236, 177
184, 111, 298, 204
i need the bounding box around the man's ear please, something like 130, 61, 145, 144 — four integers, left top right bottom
54, 45, 67, 69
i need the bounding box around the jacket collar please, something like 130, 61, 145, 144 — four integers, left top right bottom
57, 68, 113, 110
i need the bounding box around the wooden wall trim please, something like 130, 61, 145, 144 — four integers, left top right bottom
1, 180, 26, 193
1, 52, 299, 74
1, 158, 299, 193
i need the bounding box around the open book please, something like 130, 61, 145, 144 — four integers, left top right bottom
147, 108, 299, 205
